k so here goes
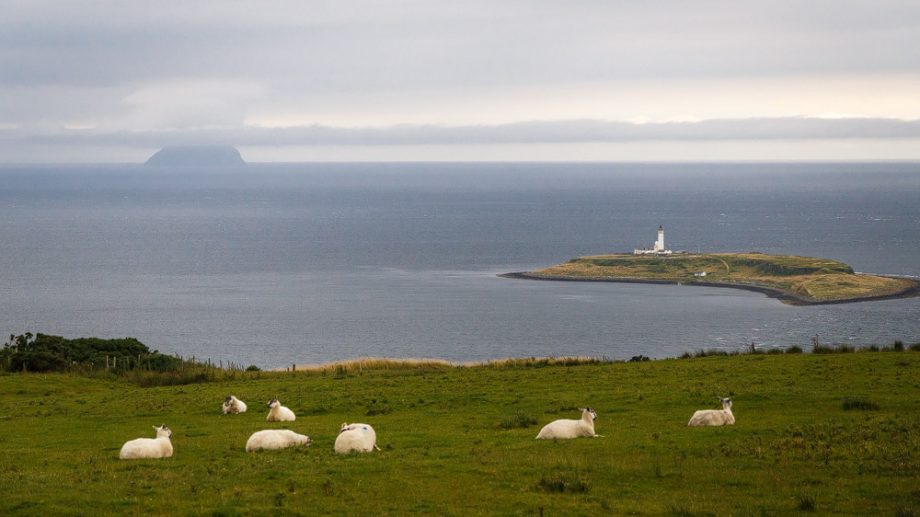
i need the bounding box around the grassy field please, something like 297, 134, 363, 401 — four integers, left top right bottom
1, 352, 919, 515
529, 252, 919, 303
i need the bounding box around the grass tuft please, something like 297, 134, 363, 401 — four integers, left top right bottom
813, 344, 855, 354
797, 494, 817, 512
499, 414, 538, 429
536, 469, 590, 494
841, 397, 880, 411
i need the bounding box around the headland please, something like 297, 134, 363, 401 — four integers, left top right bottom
502, 252, 920, 305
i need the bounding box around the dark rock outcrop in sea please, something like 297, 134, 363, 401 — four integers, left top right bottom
145, 145, 246, 167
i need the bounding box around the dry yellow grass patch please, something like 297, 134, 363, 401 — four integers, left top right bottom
280, 355, 608, 372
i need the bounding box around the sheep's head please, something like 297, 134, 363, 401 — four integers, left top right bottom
267, 399, 279, 408
720, 398, 733, 409
224, 396, 233, 405
153, 425, 172, 438
580, 407, 597, 421
339, 423, 350, 433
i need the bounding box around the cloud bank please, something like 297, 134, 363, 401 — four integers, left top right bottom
5, 117, 920, 148
3, 1, 920, 161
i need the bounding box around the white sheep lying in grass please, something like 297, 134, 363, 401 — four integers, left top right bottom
535, 408, 601, 439
266, 399, 296, 422
245, 429, 312, 452
334, 423, 380, 454
222, 395, 247, 414
688, 397, 735, 426
119, 425, 173, 459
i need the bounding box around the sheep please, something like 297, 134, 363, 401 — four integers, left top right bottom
222, 395, 248, 414
688, 397, 735, 426
119, 425, 173, 459
535, 408, 601, 439
245, 429, 312, 452
334, 423, 380, 454
265, 399, 296, 422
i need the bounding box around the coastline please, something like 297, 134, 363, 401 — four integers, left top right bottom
499, 271, 920, 306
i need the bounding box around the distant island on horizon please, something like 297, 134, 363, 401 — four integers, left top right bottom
145, 145, 246, 167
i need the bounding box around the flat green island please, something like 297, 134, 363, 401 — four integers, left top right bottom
505, 252, 920, 305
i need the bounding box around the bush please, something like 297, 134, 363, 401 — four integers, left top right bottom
785, 345, 804, 354
0, 333, 243, 383
141, 353, 184, 372
9, 350, 69, 372
628, 355, 650, 362
2, 333, 160, 373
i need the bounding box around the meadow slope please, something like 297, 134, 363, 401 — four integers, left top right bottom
1, 352, 919, 515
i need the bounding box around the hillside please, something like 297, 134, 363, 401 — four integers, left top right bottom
515, 252, 920, 304
1, 351, 919, 514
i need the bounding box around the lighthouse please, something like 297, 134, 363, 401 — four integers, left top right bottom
633, 225, 673, 255
655, 225, 665, 252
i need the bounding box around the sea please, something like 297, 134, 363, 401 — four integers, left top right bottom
1, 162, 918, 369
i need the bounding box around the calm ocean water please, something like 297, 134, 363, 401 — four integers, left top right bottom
1, 162, 918, 369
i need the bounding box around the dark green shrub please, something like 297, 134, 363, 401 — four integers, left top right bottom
10, 350, 69, 372
785, 345, 803, 354
141, 353, 183, 372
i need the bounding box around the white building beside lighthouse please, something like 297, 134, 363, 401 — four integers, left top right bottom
634, 225, 673, 255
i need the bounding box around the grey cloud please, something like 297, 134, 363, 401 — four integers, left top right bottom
7, 117, 920, 147
4, 1, 920, 91
3, 0, 920, 162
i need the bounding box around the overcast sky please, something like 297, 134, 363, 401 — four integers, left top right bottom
3, 0, 920, 162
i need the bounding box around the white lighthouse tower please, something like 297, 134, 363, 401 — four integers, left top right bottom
634, 225, 672, 255
654, 225, 665, 252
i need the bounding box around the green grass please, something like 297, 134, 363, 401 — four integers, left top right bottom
1, 353, 920, 515
532, 252, 919, 303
